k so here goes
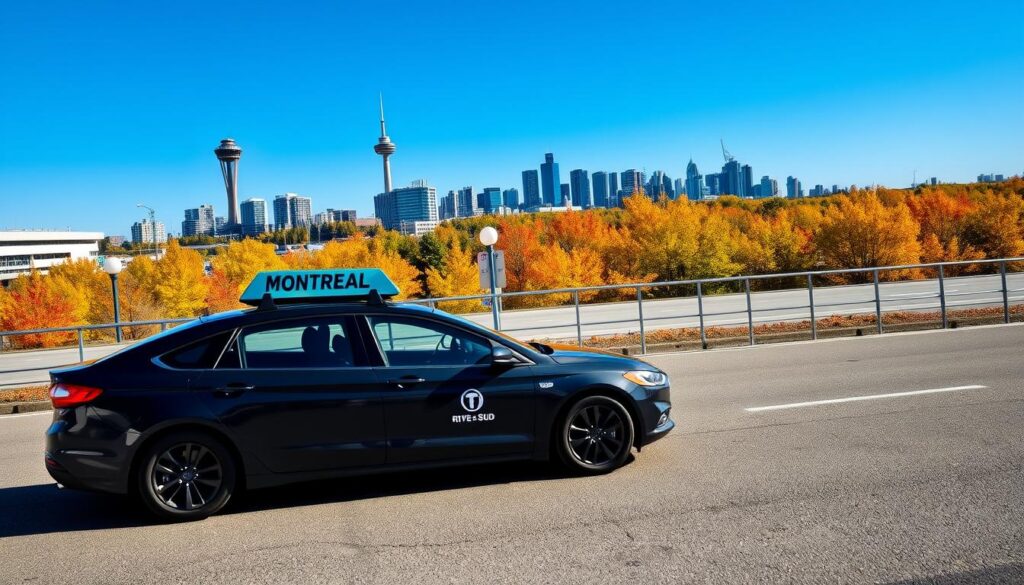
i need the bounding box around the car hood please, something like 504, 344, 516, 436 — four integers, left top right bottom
545, 343, 655, 370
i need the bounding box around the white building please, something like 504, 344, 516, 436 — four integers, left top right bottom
131, 219, 167, 245
0, 231, 104, 284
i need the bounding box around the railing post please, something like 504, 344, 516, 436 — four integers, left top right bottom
160, 321, 167, 332
77, 329, 85, 363
873, 269, 883, 334
806, 274, 817, 340
744, 278, 754, 345
938, 264, 947, 329
696, 281, 707, 350
1001, 260, 1010, 324
573, 289, 582, 348
636, 287, 646, 355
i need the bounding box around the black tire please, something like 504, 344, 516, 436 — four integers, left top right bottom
136, 430, 237, 521
556, 395, 634, 474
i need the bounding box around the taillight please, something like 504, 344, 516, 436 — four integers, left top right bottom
49, 383, 103, 408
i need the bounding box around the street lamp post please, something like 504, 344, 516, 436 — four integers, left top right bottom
479, 226, 501, 330
103, 257, 124, 343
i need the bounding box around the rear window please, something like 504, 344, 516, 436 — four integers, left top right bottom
160, 331, 235, 369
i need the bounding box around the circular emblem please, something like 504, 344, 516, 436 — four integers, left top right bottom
460, 389, 484, 412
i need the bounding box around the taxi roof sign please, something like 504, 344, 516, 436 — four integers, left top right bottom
239, 269, 399, 306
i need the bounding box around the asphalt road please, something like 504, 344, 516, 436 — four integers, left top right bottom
2, 271, 1022, 388
0, 324, 1021, 584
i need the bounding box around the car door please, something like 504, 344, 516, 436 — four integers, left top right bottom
363, 314, 536, 464
196, 314, 387, 474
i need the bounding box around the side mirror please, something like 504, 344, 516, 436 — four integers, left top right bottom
491, 346, 518, 365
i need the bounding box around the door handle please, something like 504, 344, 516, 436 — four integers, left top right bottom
214, 383, 254, 397
389, 376, 426, 388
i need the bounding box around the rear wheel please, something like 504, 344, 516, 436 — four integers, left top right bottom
556, 395, 634, 474
136, 430, 236, 521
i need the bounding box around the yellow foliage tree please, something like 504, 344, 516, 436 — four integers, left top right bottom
153, 240, 210, 317
211, 239, 287, 294
814, 192, 922, 281
426, 242, 484, 313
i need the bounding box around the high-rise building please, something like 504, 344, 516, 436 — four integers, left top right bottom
214, 216, 227, 235
759, 176, 778, 199
569, 169, 592, 208
521, 170, 541, 208
478, 187, 503, 214
560, 183, 571, 206
786, 176, 801, 198
181, 204, 216, 237
592, 172, 610, 207
741, 164, 753, 198
647, 171, 673, 199
608, 173, 619, 206
721, 160, 742, 196
457, 186, 477, 217
439, 190, 457, 220
620, 169, 644, 198
685, 159, 703, 201
705, 172, 720, 196
131, 219, 167, 245
540, 153, 561, 206
810, 184, 826, 197
240, 198, 268, 236
502, 188, 520, 210
674, 178, 685, 198
373, 180, 438, 232
340, 210, 358, 222
273, 193, 313, 230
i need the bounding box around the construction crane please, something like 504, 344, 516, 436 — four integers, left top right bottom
721, 139, 735, 163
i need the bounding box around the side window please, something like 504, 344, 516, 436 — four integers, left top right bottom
161, 330, 235, 370
369, 316, 491, 367
240, 317, 357, 369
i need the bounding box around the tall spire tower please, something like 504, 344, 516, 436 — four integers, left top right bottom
214, 138, 242, 228
373, 94, 396, 193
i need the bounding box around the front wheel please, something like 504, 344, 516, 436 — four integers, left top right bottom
136, 430, 237, 521
556, 395, 634, 474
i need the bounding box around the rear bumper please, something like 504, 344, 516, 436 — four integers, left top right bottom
44, 409, 133, 495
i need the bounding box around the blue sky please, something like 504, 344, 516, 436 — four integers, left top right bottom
1, 0, 1022, 236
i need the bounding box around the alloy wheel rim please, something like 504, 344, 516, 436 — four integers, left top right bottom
151, 442, 223, 511
567, 404, 625, 465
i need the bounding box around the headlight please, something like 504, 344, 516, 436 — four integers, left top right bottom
623, 370, 668, 387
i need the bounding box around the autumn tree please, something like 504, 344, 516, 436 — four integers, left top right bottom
0, 272, 80, 348
153, 240, 209, 317
814, 192, 922, 281
425, 241, 484, 313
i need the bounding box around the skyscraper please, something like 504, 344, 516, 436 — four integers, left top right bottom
569, 169, 591, 208
373, 95, 397, 193
674, 178, 685, 198
273, 193, 313, 229
786, 176, 802, 198
620, 169, 644, 198
502, 188, 520, 210
521, 170, 541, 208
592, 172, 610, 207
721, 160, 742, 196
647, 171, 673, 199
685, 159, 703, 201
540, 153, 561, 206
705, 173, 721, 196
374, 180, 438, 232
182, 204, 216, 237
240, 198, 268, 235
478, 187, 503, 214
131, 219, 166, 245
457, 186, 477, 217
214, 138, 242, 230
560, 183, 571, 206
741, 164, 753, 198
439, 190, 457, 220
760, 176, 778, 199
608, 173, 619, 206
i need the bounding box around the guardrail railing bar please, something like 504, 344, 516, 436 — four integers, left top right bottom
573, 290, 582, 348
1001, 261, 1010, 324
873, 269, 883, 334
696, 282, 707, 349
938, 265, 948, 329
807, 274, 817, 340
745, 278, 754, 345
637, 287, 646, 355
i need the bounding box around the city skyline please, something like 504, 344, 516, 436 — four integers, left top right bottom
1, 1, 1022, 235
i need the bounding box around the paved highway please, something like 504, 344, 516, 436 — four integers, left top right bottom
1, 325, 1021, 584
1, 272, 1021, 388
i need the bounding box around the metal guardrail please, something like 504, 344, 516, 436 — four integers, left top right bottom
0, 257, 1022, 361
